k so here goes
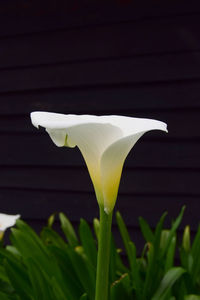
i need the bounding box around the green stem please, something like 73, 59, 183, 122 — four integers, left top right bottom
95, 205, 113, 300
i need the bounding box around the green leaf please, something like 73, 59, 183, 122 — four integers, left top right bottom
10, 222, 71, 299
40, 227, 67, 249
109, 236, 128, 281
160, 230, 170, 250
180, 226, 193, 274
142, 212, 167, 298
0, 291, 15, 300
51, 277, 69, 300
47, 213, 56, 228
191, 225, 200, 281
68, 247, 95, 300
109, 236, 117, 283
110, 273, 132, 300
5, 246, 21, 259
161, 206, 185, 258
183, 226, 191, 252
93, 218, 100, 240
154, 211, 168, 253
0, 277, 15, 295
151, 267, 185, 300
27, 257, 70, 300
116, 211, 133, 271
128, 241, 143, 298
59, 213, 79, 247
0, 247, 31, 299
10, 226, 62, 281
142, 242, 155, 298
11, 220, 50, 259
4, 258, 32, 300
79, 219, 97, 268
0, 264, 10, 283
164, 235, 176, 272
48, 246, 83, 299
184, 295, 200, 300
26, 258, 55, 300
80, 293, 88, 300
139, 216, 154, 243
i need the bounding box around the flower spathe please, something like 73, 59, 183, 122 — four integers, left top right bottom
31, 112, 167, 214
0, 213, 20, 232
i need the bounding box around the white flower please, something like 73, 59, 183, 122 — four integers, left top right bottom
0, 213, 20, 232
31, 112, 167, 214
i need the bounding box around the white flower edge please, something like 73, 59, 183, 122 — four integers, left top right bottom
31, 112, 167, 213
0, 213, 20, 232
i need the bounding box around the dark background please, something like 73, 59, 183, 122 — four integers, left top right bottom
0, 0, 200, 249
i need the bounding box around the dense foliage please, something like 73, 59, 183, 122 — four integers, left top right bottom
0, 207, 200, 300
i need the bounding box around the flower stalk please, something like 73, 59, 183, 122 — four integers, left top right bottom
95, 206, 113, 300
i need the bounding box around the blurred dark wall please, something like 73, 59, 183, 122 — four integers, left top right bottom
0, 0, 200, 249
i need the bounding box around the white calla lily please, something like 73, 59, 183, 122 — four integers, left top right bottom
31, 112, 167, 214
0, 213, 20, 232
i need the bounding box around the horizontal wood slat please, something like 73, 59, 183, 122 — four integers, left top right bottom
1, 134, 199, 169
0, 52, 200, 93
0, 15, 200, 69
0, 189, 199, 230
0, 167, 199, 195
0, 82, 200, 114
0, 1, 199, 37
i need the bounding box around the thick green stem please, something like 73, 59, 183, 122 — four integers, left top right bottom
95, 206, 113, 300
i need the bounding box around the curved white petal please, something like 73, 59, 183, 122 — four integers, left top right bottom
30, 112, 167, 213
31, 111, 115, 130
0, 213, 20, 232
63, 123, 123, 204
46, 128, 76, 147
101, 115, 168, 136
30, 112, 124, 204
100, 120, 167, 213
31, 111, 124, 148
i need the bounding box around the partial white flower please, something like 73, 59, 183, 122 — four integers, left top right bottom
0, 213, 20, 232
31, 112, 167, 214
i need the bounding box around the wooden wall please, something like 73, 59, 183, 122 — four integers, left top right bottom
0, 0, 200, 248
